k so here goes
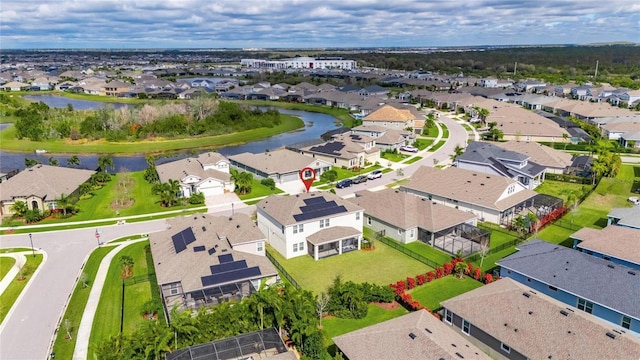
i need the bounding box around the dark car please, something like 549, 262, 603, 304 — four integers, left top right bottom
353, 175, 368, 184
336, 179, 353, 188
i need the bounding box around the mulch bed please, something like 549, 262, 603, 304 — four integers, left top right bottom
361, 246, 376, 252
371, 301, 400, 310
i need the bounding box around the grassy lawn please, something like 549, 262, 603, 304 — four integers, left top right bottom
409, 276, 483, 311
403, 156, 423, 164
404, 242, 453, 266
267, 238, 432, 294
429, 140, 447, 152
535, 180, 592, 203
0, 114, 303, 154
0, 257, 16, 281
422, 126, 439, 138
478, 223, 519, 248
381, 152, 410, 162
414, 138, 434, 150
440, 123, 450, 138
0, 248, 32, 253
238, 179, 284, 200
322, 304, 408, 348
0, 254, 44, 323
89, 241, 165, 356
52, 246, 116, 360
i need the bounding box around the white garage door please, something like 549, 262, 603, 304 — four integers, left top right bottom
198, 181, 224, 196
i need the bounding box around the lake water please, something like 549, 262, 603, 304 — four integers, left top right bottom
23, 94, 133, 110
0, 96, 340, 172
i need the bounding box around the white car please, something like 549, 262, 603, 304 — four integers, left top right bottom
400, 145, 418, 153
367, 170, 383, 180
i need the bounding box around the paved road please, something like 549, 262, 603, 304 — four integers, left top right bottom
0, 220, 167, 360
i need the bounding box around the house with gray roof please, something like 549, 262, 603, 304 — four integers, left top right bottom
351, 125, 415, 152
497, 239, 640, 334
293, 132, 380, 170
570, 225, 640, 270
155, 152, 233, 197
492, 140, 573, 174
0, 164, 95, 216
228, 149, 332, 193
333, 310, 491, 360
608, 205, 640, 230
456, 141, 547, 190
441, 278, 640, 360
256, 192, 363, 260
348, 189, 487, 256
149, 213, 277, 317
400, 166, 538, 225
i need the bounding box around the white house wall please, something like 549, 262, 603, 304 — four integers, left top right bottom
232, 241, 265, 256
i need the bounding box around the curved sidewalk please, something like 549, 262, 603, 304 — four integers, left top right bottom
72, 238, 147, 360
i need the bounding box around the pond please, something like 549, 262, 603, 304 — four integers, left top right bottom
0, 96, 341, 172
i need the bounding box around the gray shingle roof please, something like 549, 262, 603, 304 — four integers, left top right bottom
459, 141, 546, 178
608, 205, 640, 229
228, 149, 325, 176
0, 164, 95, 201
333, 310, 490, 360
571, 226, 640, 265
497, 239, 640, 319
441, 279, 640, 360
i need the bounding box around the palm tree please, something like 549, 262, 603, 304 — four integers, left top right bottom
56, 193, 72, 216
48, 157, 59, 166
169, 307, 199, 349
231, 170, 253, 195
97, 155, 114, 174
450, 144, 465, 162
512, 215, 528, 237
562, 133, 569, 150
136, 320, 173, 360
454, 261, 468, 279
67, 155, 80, 167
10, 200, 28, 218
119, 255, 134, 278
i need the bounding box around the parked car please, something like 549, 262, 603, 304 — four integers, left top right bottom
353, 175, 368, 184
336, 179, 353, 188
367, 170, 383, 180
400, 145, 419, 153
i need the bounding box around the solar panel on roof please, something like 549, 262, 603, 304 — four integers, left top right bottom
293, 205, 348, 222
210, 260, 248, 274
299, 200, 338, 214
208, 247, 216, 255
171, 227, 198, 254
309, 142, 345, 155
183, 227, 196, 245
303, 197, 326, 205
193, 246, 206, 252
201, 267, 262, 287
218, 254, 234, 263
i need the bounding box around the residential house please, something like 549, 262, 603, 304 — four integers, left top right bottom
149, 214, 278, 316
456, 141, 547, 190
155, 152, 233, 197
361, 105, 418, 131
497, 239, 640, 333
571, 85, 593, 100
351, 125, 415, 152
492, 141, 573, 174
76, 77, 106, 95
400, 166, 538, 225
0, 81, 30, 91
348, 189, 487, 256
608, 205, 640, 229
621, 131, 640, 148
479, 77, 513, 88
30, 76, 58, 91
295, 132, 380, 170
515, 80, 547, 92
570, 226, 640, 270
565, 155, 593, 177
485, 104, 570, 142
441, 278, 640, 360
104, 80, 131, 97
602, 121, 640, 141
357, 85, 389, 97
0, 164, 95, 216
228, 149, 332, 192
333, 310, 491, 360
256, 192, 363, 260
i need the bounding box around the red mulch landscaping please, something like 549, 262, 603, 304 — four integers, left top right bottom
371, 301, 400, 310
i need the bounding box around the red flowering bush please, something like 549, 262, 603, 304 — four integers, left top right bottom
416, 274, 426, 285
484, 273, 493, 284
466, 262, 473, 275
410, 301, 421, 310
435, 267, 444, 279
443, 263, 453, 276
406, 277, 416, 290
426, 271, 435, 282
473, 267, 482, 281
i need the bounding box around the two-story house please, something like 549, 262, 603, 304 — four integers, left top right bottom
256, 192, 363, 260
155, 152, 233, 197
295, 132, 380, 169
362, 105, 418, 131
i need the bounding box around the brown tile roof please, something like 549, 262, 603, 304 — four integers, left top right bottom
349, 189, 476, 232
149, 214, 276, 293
306, 226, 362, 245
441, 279, 640, 360
333, 310, 491, 360
256, 191, 363, 226
364, 105, 416, 122
492, 141, 573, 170
570, 226, 640, 265
400, 166, 537, 212
0, 164, 95, 201
229, 149, 326, 176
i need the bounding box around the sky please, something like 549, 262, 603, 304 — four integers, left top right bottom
1, 0, 639, 49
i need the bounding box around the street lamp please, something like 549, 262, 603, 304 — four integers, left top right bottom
28, 233, 35, 257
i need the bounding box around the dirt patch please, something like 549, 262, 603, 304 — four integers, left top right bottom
143, 312, 157, 320
361, 246, 376, 252
371, 301, 400, 310
111, 198, 135, 210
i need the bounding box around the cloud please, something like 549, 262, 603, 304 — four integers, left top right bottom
0, 0, 638, 48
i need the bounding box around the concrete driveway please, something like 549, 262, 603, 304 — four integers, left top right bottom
0, 220, 167, 360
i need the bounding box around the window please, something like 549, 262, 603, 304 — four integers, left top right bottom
293, 224, 304, 234
500, 343, 511, 354
577, 298, 593, 314
548, 285, 558, 292
257, 242, 263, 252
293, 243, 298, 252
444, 309, 452, 324
169, 283, 179, 296
356, 212, 360, 220
398, 228, 403, 235
410, 229, 415, 239
462, 320, 470, 335
622, 316, 631, 330
367, 217, 372, 225
320, 218, 330, 228
298, 242, 304, 252
293, 225, 298, 234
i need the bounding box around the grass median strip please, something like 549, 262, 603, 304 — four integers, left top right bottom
0, 254, 44, 323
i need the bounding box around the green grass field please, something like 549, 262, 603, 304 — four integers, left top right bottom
0, 257, 16, 282
403, 156, 423, 164
440, 123, 450, 139
238, 179, 284, 200
89, 241, 165, 357
409, 276, 483, 311
381, 152, 411, 162
0, 114, 303, 154
0, 248, 33, 253
422, 126, 439, 138
535, 180, 592, 203
0, 254, 44, 323
429, 140, 447, 152
267, 239, 432, 294
52, 246, 116, 360
321, 304, 408, 348
403, 242, 453, 266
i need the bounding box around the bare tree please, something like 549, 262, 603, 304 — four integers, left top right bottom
63, 318, 73, 340
79, 272, 89, 288
478, 240, 490, 269
316, 292, 331, 328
